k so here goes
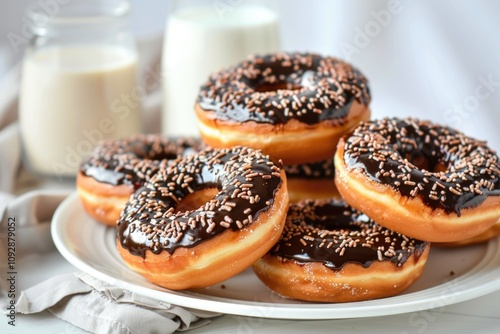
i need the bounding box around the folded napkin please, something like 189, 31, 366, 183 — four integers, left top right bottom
0, 190, 220, 333
16, 271, 216, 333
0, 34, 220, 333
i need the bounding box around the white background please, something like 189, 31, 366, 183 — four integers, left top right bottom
0, 0, 500, 151
1, 0, 499, 149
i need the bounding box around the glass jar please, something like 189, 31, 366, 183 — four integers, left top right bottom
161, 0, 281, 136
19, 0, 142, 179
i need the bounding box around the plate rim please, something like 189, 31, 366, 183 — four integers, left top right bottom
51, 192, 500, 320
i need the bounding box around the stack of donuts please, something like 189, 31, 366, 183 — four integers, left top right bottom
76, 52, 500, 303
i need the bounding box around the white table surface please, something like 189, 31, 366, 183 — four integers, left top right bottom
2, 169, 500, 334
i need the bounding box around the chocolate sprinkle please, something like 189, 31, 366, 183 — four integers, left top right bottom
117, 146, 284, 258
80, 135, 203, 187
342, 118, 500, 215
270, 199, 428, 270
197, 52, 370, 125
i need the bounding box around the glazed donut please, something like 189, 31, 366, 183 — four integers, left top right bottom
77, 135, 202, 226
335, 117, 500, 242
117, 146, 289, 290
195, 52, 371, 164
284, 158, 339, 202
252, 199, 430, 302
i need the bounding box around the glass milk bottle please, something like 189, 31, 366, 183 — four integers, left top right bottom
19, 0, 142, 179
162, 0, 281, 136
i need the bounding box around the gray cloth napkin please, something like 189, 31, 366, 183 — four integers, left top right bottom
0, 34, 220, 333
16, 272, 216, 333
0, 190, 219, 333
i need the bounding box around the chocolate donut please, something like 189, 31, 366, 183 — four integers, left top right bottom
116, 146, 289, 290
335, 117, 500, 242
195, 52, 371, 164
252, 199, 430, 302
77, 135, 203, 226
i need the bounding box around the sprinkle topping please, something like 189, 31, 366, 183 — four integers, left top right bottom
117, 146, 284, 258
270, 199, 428, 270
80, 135, 202, 187
343, 118, 500, 215
197, 52, 370, 125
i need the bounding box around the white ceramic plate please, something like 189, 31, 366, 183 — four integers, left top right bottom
52, 193, 500, 320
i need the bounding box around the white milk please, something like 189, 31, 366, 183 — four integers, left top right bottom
162, 5, 281, 136
19, 45, 142, 178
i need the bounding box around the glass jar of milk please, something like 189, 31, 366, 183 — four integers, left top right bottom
162, 0, 281, 136
19, 0, 142, 179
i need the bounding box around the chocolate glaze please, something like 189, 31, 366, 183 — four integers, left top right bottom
80, 135, 202, 187
197, 52, 370, 125
284, 158, 335, 180
270, 199, 428, 270
117, 147, 284, 258
342, 118, 500, 215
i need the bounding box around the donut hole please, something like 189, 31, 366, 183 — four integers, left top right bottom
175, 187, 219, 213
148, 152, 180, 160
255, 82, 303, 93
405, 153, 428, 170
134, 151, 179, 161
126, 141, 197, 161
404, 148, 448, 173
